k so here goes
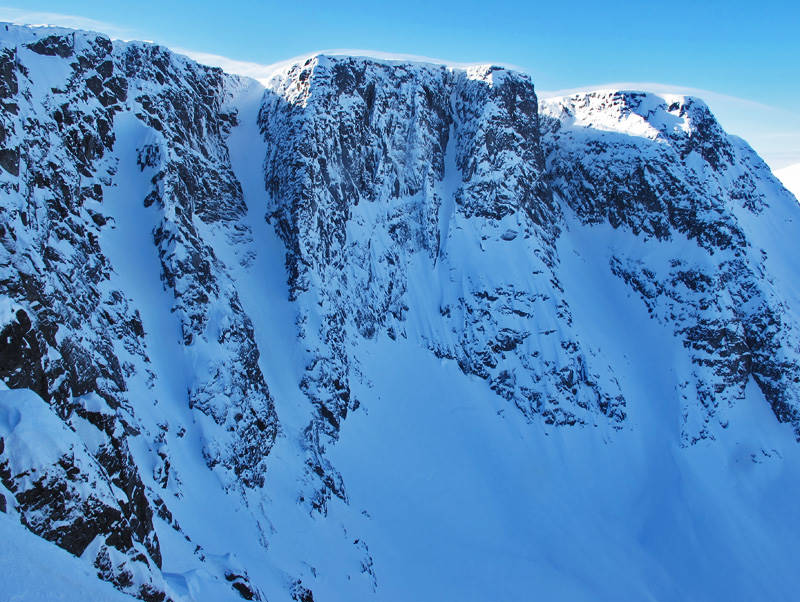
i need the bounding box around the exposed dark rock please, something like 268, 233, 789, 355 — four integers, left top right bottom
26, 34, 75, 58
291, 581, 315, 602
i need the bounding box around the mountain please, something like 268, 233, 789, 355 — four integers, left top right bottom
776, 162, 800, 200
1, 23, 800, 601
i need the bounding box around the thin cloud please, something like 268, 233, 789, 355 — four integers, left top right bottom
173, 48, 289, 84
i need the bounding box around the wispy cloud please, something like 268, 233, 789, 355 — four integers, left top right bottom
172, 48, 289, 84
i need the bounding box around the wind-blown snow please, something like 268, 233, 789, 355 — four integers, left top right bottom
776, 163, 800, 200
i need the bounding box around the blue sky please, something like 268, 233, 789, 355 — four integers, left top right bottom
2, 1, 799, 167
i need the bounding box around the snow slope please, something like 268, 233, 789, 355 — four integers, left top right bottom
0, 509, 136, 601
2, 23, 800, 602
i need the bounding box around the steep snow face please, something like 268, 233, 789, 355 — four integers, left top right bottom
3, 23, 800, 602
0, 507, 136, 602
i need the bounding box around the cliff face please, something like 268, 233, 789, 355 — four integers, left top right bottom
0, 25, 272, 601
2, 23, 800, 602
260, 57, 627, 513
540, 90, 800, 445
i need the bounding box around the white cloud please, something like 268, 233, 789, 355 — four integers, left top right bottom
172, 48, 289, 84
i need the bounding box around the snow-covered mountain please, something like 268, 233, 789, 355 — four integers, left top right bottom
2, 23, 800, 601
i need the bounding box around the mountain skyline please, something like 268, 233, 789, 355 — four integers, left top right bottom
2, 1, 798, 170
